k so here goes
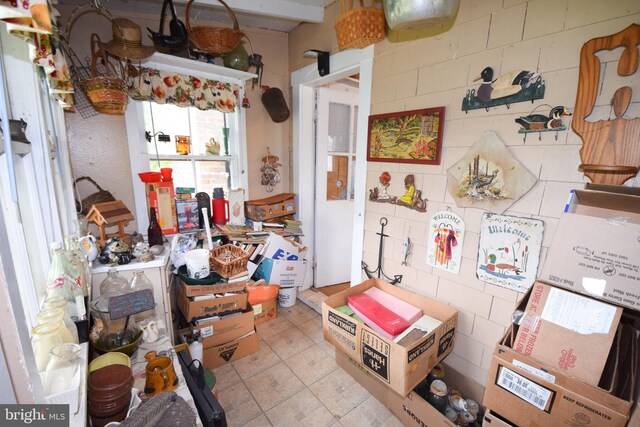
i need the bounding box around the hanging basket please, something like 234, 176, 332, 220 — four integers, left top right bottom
75, 176, 116, 216
335, 0, 385, 51
186, 0, 244, 56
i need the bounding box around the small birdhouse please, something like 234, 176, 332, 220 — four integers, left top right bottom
86, 200, 134, 246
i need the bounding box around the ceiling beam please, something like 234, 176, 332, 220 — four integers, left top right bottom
175, 0, 325, 24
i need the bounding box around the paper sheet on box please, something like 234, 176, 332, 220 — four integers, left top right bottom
262, 233, 307, 261
541, 287, 617, 335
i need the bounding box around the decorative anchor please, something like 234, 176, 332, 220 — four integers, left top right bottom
362, 217, 402, 285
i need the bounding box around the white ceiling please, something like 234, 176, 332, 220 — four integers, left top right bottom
62, 0, 334, 32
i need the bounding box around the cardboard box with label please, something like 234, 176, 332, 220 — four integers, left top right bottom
323, 278, 458, 395
541, 185, 640, 311
178, 278, 246, 298
336, 350, 484, 427
513, 282, 622, 386
190, 306, 255, 348
177, 282, 247, 321
199, 330, 260, 369
145, 182, 178, 235
253, 298, 277, 325
254, 258, 308, 287
244, 193, 295, 221
483, 283, 638, 427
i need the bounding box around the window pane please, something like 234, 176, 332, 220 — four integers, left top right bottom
328, 103, 351, 153
144, 102, 190, 155
326, 155, 349, 201
190, 108, 226, 155
149, 160, 194, 189
195, 161, 230, 194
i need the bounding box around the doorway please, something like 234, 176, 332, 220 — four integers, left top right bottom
292, 45, 374, 290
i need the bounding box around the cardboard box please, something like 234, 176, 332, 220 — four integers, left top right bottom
145, 182, 178, 235
179, 278, 246, 298
262, 233, 307, 261
177, 283, 247, 321
513, 282, 622, 386
175, 198, 200, 233
336, 350, 485, 427
540, 185, 640, 311
253, 297, 277, 325
245, 193, 295, 221
483, 288, 637, 427
483, 410, 517, 426
255, 258, 308, 287
201, 330, 260, 369
323, 279, 458, 395
191, 306, 255, 348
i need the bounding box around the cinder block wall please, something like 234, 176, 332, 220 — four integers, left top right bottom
290, 0, 640, 388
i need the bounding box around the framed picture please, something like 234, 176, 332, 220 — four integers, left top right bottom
367, 107, 445, 164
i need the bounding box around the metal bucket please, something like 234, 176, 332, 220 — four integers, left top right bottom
383, 0, 461, 30
261, 87, 290, 123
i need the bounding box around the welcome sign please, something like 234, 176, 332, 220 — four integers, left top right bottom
476, 213, 544, 292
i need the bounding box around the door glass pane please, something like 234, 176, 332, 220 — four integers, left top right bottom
326, 155, 349, 200
328, 103, 350, 153
352, 105, 359, 154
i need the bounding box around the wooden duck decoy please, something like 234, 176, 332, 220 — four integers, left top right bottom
515, 106, 572, 130
475, 67, 540, 102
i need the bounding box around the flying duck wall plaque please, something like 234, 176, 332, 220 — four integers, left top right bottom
462, 67, 545, 112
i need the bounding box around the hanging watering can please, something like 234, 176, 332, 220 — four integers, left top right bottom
383, 0, 461, 30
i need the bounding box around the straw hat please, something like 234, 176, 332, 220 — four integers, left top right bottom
103, 18, 155, 60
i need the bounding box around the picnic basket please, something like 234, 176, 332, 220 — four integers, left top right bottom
185, 0, 243, 55
335, 0, 385, 50
210, 244, 249, 278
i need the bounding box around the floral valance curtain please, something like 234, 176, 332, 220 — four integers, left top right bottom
0, 0, 73, 109
128, 67, 240, 113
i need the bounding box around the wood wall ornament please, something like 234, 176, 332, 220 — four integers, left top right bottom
515, 105, 571, 143
427, 210, 465, 274
446, 132, 537, 213
462, 67, 545, 112
368, 172, 427, 212
572, 24, 640, 185
476, 213, 544, 292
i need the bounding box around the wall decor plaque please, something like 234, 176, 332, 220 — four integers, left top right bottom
427, 210, 465, 274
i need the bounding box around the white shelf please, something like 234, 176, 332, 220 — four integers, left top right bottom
139, 52, 257, 85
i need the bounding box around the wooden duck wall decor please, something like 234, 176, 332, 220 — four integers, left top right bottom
515, 105, 572, 142
572, 24, 640, 185
462, 67, 545, 112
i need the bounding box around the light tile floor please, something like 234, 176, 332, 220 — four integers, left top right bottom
213, 293, 403, 427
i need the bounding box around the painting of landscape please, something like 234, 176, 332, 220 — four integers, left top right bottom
367, 107, 445, 165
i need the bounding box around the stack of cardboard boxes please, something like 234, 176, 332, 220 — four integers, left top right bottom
177, 278, 259, 369
483, 184, 640, 427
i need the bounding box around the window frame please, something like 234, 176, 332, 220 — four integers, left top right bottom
124, 54, 253, 233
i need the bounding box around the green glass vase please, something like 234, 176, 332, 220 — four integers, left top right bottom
223, 41, 249, 71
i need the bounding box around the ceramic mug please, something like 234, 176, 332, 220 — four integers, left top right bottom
144, 351, 177, 396
142, 321, 159, 343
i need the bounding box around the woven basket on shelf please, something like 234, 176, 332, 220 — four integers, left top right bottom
210, 244, 249, 278
335, 0, 385, 50
75, 176, 116, 216
186, 0, 243, 56
79, 34, 128, 115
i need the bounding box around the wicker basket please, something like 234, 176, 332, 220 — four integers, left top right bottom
186, 0, 243, 55
335, 0, 385, 50
79, 34, 128, 115
210, 244, 249, 278
75, 176, 116, 215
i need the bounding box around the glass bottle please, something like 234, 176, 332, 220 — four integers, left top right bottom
42, 296, 79, 344
32, 322, 67, 372
36, 308, 77, 344
147, 208, 163, 247
427, 379, 448, 415
43, 343, 82, 396
64, 235, 89, 298
45, 242, 86, 323
99, 268, 129, 296
129, 269, 156, 321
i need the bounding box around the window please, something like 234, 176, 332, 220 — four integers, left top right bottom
125, 58, 251, 233
143, 102, 231, 192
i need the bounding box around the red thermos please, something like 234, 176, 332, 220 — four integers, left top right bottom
211, 188, 229, 224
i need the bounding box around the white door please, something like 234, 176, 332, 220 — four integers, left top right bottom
314, 86, 359, 287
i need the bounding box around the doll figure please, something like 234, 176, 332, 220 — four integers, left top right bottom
377, 172, 391, 200
398, 174, 416, 205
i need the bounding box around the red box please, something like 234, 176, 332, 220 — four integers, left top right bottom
145, 182, 178, 235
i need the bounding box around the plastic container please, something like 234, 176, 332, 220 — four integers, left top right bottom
278, 287, 297, 308
246, 284, 280, 305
